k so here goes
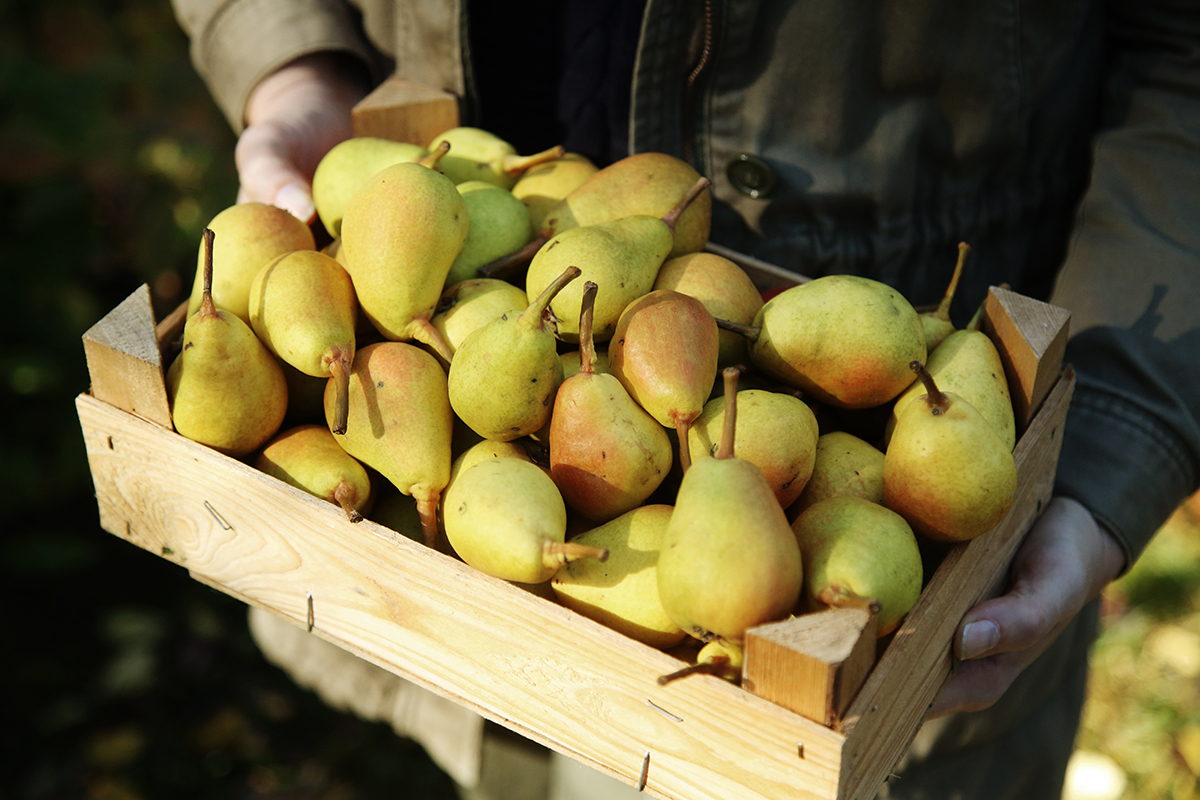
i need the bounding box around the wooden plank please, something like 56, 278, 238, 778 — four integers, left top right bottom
352, 75, 460, 146
81, 284, 172, 428
834, 367, 1076, 800
981, 286, 1071, 432
743, 609, 878, 727
76, 391, 846, 800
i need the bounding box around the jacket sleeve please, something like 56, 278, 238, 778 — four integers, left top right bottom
170, 0, 383, 133
1049, 0, 1200, 572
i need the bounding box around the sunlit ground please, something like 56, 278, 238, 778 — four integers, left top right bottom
1067, 491, 1200, 800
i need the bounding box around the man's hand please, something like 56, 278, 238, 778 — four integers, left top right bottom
930, 496, 1125, 718
235, 53, 369, 223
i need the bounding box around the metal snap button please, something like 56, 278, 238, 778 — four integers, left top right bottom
726, 153, 776, 199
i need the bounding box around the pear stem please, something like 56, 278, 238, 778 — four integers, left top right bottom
657, 655, 733, 686
523, 265, 582, 332
714, 317, 761, 343
407, 317, 455, 365
660, 176, 712, 236
326, 347, 352, 435
199, 227, 217, 318
417, 140, 452, 170
933, 242, 970, 322
816, 585, 882, 615
577, 282, 599, 376
415, 495, 441, 549
910, 361, 950, 414
542, 540, 609, 570
716, 366, 741, 460
502, 144, 566, 178
677, 417, 694, 473
478, 235, 548, 280
333, 481, 364, 523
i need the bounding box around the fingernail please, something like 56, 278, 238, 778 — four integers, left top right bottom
960, 620, 1000, 660
275, 182, 315, 224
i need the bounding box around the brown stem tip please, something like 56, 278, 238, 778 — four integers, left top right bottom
909, 361, 949, 413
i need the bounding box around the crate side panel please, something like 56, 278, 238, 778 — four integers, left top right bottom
77, 392, 845, 800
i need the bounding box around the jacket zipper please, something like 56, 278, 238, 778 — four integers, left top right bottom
682, 0, 715, 165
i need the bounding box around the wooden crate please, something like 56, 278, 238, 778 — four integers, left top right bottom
77, 262, 1073, 799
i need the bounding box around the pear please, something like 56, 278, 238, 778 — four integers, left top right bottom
883, 362, 1017, 542
791, 496, 923, 637
542, 152, 712, 258
791, 431, 885, 517
168, 228, 288, 457
723, 274, 926, 409
444, 181, 533, 287
443, 457, 608, 583
448, 266, 581, 441
312, 136, 437, 239
920, 242, 970, 352
657, 639, 744, 684
248, 249, 357, 434
447, 438, 536, 493
256, 424, 372, 522
550, 504, 685, 649
656, 367, 803, 644
654, 252, 765, 368
339, 160, 469, 361
185, 203, 315, 325
525, 177, 712, 343
510, 152, 599, 231
886, 301, 1015, 450
609, 289, 720, 471
550, 282, 673, 522
431, 277, 529, 360
688, 388, 818, 510
327, 341, 453, 548
428, 126, 564, 189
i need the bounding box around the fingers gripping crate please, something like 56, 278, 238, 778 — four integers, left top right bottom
77, 257, 1073, 799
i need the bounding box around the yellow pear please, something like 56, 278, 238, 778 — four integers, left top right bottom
791, 431, 886, 517
510, 152, 599, 231
654, 252, 764, 368
311, 136, 434, 238
551, 504, 685, 649
256, 424, 372, 522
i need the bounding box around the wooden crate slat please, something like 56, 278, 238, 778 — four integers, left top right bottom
76, 392, 845, 800
352, 75, 460, 146
81, 284, 172, 428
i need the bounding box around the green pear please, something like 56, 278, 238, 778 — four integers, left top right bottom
248, 249, 357, 434
550, 504, 685, 649
312, 136, 432, 239
541, 152, 712, 258
609, 290, 720, 471
920, 242, 969, 352
791, 431, 885, 517
256, 424, 372, 522
340, 161, 469, 361
550, 282, 673, 522
791, 496, 923, 637
656, 367, 803, 644
883, 362, 1017, 542
654, 252, 764, 368
886, 310, 1015, 450
510, 152, 599, 231
442, 457, 607, 583
448, 266, 580, 441
444, 181, 533, 287
427, 127, 565, 189
185, 203, 315, 325
688, 388, 819, 510
431, 277, 529, 360
327, 341, 453, 548
525, 177, 711, 343
729, 275, 926, 409
168, 228, 288, 457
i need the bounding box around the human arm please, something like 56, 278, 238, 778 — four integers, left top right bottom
933, 0, 1200, 718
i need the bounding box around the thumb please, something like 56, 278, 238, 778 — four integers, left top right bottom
234, 122, 316, 223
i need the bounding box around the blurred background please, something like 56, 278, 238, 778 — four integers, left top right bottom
1, 2, 1197, 799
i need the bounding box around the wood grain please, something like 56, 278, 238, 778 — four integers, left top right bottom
81, 284, 171, 429
981, 286, 1071, 432
77, 392, 844, 800
352, 75, 460, 146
